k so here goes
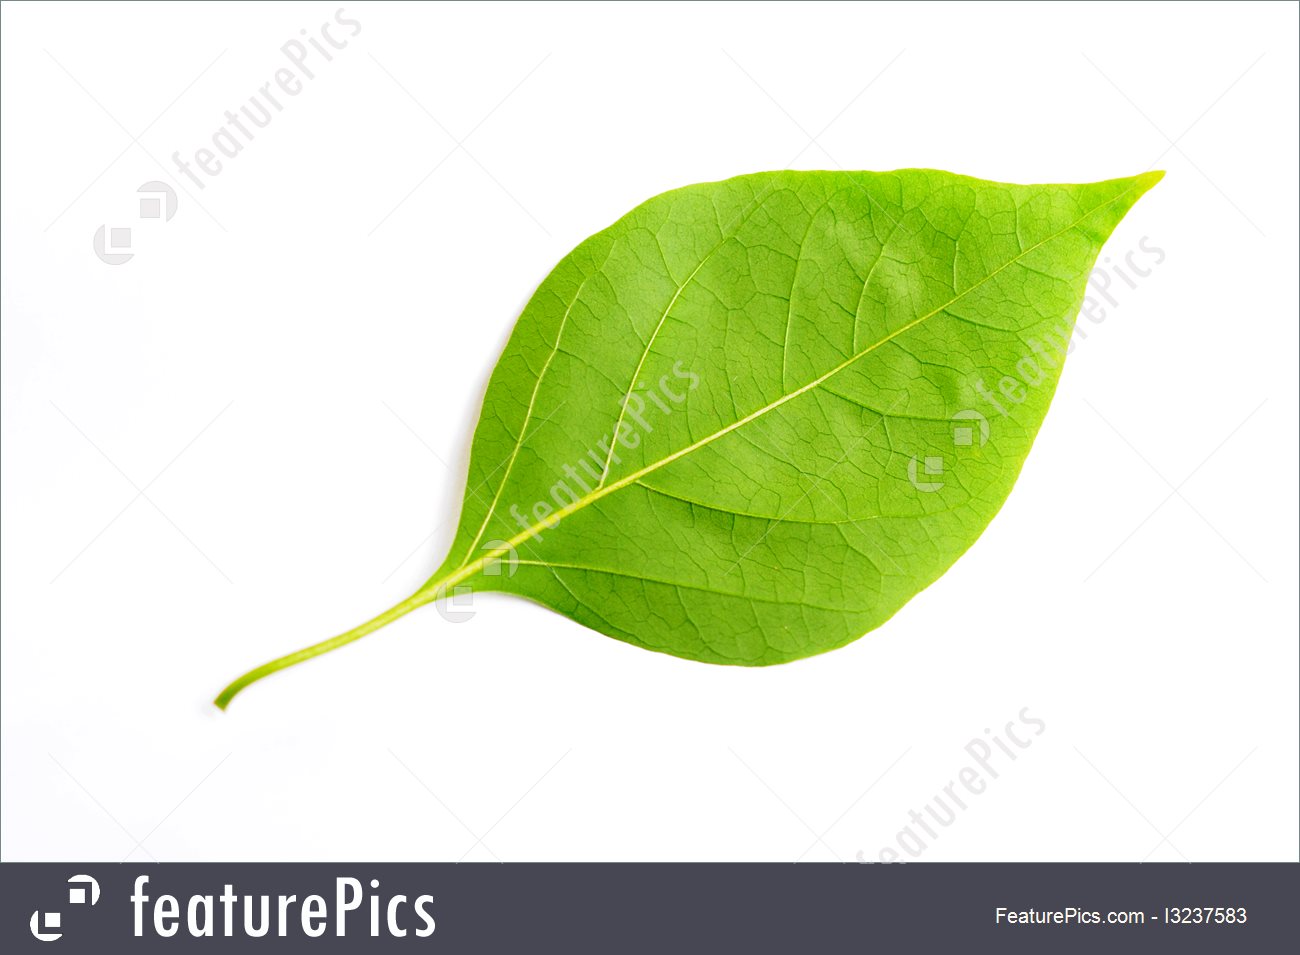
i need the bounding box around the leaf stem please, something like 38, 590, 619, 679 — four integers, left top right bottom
214, 540, 516, 710
213, 589, 435, 710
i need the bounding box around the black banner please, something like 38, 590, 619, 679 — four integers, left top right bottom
2, 862, 1296, 953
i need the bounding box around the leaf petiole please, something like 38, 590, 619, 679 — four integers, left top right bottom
212, 589, 434, 710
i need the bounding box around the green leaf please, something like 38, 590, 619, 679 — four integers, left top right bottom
216, 168, 1161, 707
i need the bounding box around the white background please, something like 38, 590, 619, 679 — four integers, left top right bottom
2, 1, 1296, 863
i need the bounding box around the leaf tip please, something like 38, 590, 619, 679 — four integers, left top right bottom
1135, 169, 1165, 192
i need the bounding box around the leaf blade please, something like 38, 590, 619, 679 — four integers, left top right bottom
450, 169, 1160, 664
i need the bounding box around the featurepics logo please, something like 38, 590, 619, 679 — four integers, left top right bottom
30, 875, 100, 941
509, 360, 700, 539
130, 876, 435, 939
171, 9, 362, 190
974, 237, 1165, 419
859, 708, 1047, 863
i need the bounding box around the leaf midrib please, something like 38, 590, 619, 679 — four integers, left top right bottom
427, 181, 1143, 596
